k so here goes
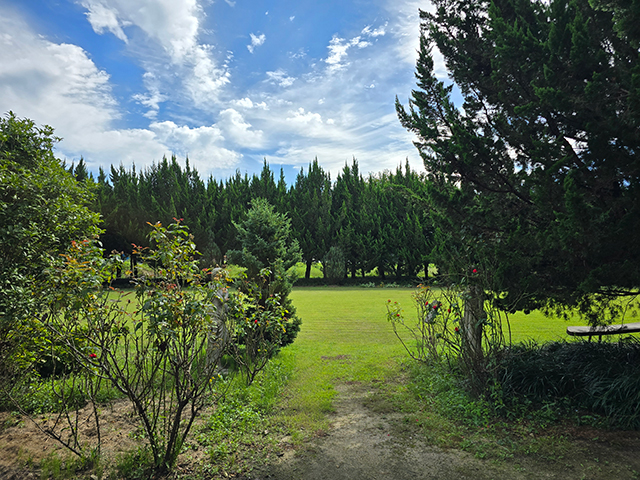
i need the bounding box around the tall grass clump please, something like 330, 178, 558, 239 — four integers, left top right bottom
494, 338, 640, 429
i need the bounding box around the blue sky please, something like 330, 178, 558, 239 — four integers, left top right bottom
0, 0, 439, 182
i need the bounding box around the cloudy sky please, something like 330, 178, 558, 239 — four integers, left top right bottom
0, 0, 433, 182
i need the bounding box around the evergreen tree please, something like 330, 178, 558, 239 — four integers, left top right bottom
396, 0, 640, 324
291, 159, 332, 279
332, 159, 366, 277
228, 198, 302, 352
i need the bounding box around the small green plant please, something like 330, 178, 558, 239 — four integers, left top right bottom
227, 272, 295, 385
113, 446, 155, 480
42, 221, 233, 474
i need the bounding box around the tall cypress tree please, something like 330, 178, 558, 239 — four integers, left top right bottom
291, 159, 332, 279
397, 0, 640, 324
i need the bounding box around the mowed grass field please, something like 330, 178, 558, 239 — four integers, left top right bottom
275, 286, 575, 438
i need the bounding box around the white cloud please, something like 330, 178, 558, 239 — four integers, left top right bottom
362, 23, 387, 37
385, 0, 449, 78
218, 108, 265, 149
233, 97, 254, 108
290, 49, 306, 60
79, 0, 230, 104
232, 97, 267, 109
324, 35, 372, 73
289, 15, 295, 21
0, 14, 117, 135
149, 121, 240, 171
266, 69, 296, 88
132, 72, 166, 118
81, 1, 129, 42
247, 32, 266, 54
286, 107, 323, 125
0, 10, 242, 176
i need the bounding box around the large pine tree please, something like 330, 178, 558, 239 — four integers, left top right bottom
397, 0, 640, 324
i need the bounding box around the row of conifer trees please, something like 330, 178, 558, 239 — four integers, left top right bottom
68, 156, 432, 279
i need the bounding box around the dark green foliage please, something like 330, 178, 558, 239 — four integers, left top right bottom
228, 198, 303, 359
0, 112, 101, 380
290, 158, 332, 279
495, 340, 640, 429
90, 152, 435, 282
396, 0, 640, 324
323, 246, 346, 282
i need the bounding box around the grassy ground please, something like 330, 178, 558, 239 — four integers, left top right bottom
272, 286, 577, 443
273, 287, 413, 439
259, 287, 640, 476
10, 285, 639, 478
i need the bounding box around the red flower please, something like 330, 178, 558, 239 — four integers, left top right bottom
472, 268, 477, 273
89, 353, 97, 359
447, 308, 451, 313
433, 304, 438, 309
254, 319, 258, 324
454, 327, 460, 333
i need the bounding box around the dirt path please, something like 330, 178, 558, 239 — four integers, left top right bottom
251, 382, 640, 480
253, 383, 523, 480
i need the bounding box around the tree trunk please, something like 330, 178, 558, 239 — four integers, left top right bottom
207, 275, 230, 371
305, 260, 312, 279
462, 285, 484, 367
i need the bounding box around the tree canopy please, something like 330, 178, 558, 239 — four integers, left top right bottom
0, 113, 101, 377
396, 0, 640, 324
0, 112, 101, 324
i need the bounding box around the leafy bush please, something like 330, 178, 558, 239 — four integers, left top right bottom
0, 112, 100, 392
322, 246, 345, 282
228, 198, 302, 384
494, 339, 640, 429
49, 221, 233, 473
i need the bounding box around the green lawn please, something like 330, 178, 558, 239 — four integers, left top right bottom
275, 286, 577, 438
274, 287, 411, 436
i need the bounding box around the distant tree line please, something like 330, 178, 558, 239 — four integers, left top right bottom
67, 156, 432, 280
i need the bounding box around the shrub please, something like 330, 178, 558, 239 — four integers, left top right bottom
227, 198, 302, 384
494, 339, 640, 429
41, 221, 232, 473
323, 246, 346, 282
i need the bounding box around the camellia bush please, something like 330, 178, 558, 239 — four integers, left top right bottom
2, 219, 291, 476
387, 281, 509, 392
40, 221, 233, 473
